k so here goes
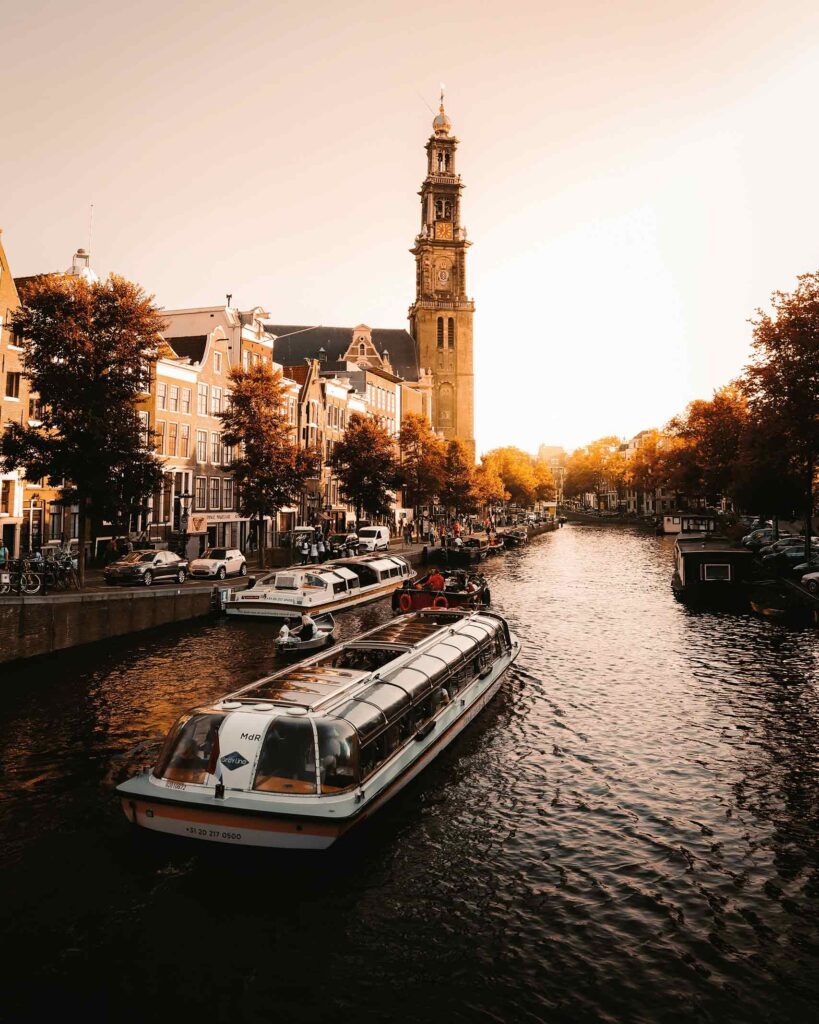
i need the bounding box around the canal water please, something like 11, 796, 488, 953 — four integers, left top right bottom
2, 526, 819, 1023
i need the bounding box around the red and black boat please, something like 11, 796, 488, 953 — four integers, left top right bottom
392, 569, 491, 614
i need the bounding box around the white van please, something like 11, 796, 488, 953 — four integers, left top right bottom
356, 525, 390, 552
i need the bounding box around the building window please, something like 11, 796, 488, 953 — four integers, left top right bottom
49, 502, 62, 539
209, 478, 220, 510
448, 318, 455, 348
157, 381, 167, 410
211, 432, 222, 465
180, 424, 190, 458
169, 385, 179, 412
167, 422, 178, 457
211, 387, 222, 415
214, 351, 222, 374
138, 410, 150, 446
197, 383, 208, 415
5, 372, 21, 399
436, 317, 444, 349
195, 476, 207, 510
222, 443, 232, 467
181, 387, 191, 414
242, 350, 251, 372
155, 420, 166, 454
196, 429, 207, 463
28, 397, 42, 421
222, 479, 233, 510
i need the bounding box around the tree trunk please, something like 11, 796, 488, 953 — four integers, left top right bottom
805, 456, 813, 565
77, 495, 88, 589
259, 512, 266, 570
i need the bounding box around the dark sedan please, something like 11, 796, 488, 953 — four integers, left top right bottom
762, 546, 819, 572
104, 549, 189, 587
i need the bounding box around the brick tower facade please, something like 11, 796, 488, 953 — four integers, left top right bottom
408, 94, 475, 461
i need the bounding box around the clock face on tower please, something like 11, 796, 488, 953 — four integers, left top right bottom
434, 222, 453, 240
437, 267, 449, 286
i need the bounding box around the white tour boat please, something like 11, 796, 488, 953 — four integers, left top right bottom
117, 608, 521, 849
223, 554, 415, 619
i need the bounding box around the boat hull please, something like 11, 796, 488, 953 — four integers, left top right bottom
225, 579, 406, 619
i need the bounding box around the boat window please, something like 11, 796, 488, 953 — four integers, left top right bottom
360, 724, 401, 779
331, 647, 398, 672
332, 698, 388, 742
701, 563, 731, 581
253, 717, 317, 794
356, 681, 411, 722
333, 581, 347, 594
274, 573, 299, 590
382, 665, 435, 701
424, 642, 464, 670
154, 712, 226, 784
316, 720, 359, 793
304, 574, 327, 589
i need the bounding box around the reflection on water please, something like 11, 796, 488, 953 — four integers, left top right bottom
2, 526, 819, 1022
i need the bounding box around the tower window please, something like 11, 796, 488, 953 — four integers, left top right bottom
359, 342, 366, 355
448, 318, 455, 348
437, 317, 444, 349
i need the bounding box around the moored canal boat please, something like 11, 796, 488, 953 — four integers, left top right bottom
117, 609, 521, 849
391, 569, 490, 613
672, 535, 755, 604
224, 554, 414, 619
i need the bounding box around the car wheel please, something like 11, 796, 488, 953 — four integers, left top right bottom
808, 581, 818, 594
143, 571, 153, 587
218, 566, 227, 580
240, 563, 247, 576
177, 569, 186, 584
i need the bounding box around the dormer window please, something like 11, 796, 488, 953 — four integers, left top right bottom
359, 342, 366, 356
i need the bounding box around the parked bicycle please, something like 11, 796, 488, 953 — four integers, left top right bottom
0, 558, 43, 596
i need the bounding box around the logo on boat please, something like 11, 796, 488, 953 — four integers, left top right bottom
220, 751, 249, 771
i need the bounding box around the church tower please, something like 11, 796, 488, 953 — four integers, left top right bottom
408, 92, 475, 461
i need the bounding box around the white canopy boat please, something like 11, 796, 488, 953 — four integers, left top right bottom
223, 554, 415, 619
117, 608, 521, 850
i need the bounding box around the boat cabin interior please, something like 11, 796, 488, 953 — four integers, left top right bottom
152, 611, 512, 797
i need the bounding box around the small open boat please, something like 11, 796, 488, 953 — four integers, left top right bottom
392, 570, 490, 613
275, 613, 336, 655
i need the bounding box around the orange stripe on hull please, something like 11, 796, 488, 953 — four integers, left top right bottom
122, 798, 342, 838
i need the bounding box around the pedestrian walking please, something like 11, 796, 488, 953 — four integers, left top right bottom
310, 537, 319, 563
0, 541, 8, 569
318, 537, 326, 562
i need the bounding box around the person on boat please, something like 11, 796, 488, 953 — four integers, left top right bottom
453, 535, 463, 548
298, 611, 317, 641
278, 620, 291, 642
428, 570, 445, 592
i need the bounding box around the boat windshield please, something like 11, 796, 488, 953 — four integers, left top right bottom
316, 719, 359, 793
153, 712, 226, 784
253, 717, 317, 794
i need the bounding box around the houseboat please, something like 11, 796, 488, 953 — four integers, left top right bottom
117, 609, 521, 849
224, 554, 414, 619
662, 513, 718, 536
672, 535, 755, 603
392, 569, 490, 613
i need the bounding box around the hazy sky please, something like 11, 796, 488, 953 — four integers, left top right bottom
3, 0, 819, 455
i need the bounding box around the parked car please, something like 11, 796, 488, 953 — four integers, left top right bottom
757, 536, 802, 556
791, 558, 819, 578
763, 546, 819, 571
800, 569, 819, 593
189, 547, 247, 580
356, 525, 390, 552
743, 529, 775, 548
104, 549, 188, 587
